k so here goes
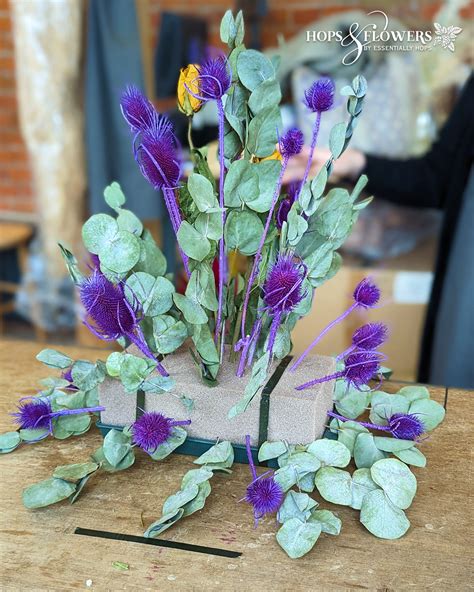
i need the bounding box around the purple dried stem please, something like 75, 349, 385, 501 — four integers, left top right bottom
214, 98, 227, 348
239, 155, 289, 360
328, 410, 425, 441
291, 302, 357, 372
243, 434, 284, 526
236, 316, 263, 378
266, 311, 283, 360
12, 397, 104, 435
245, 434, 258, 481
296, 351, 384, 391
162, 187, 190, 276
290, 278, 380, 372
297, 111, 321, 198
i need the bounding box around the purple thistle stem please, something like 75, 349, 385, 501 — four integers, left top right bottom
239, 155, 289, 355
296, 351, 383, 391
291, 302, 357, 371
214, 98, 227, 347
290, 277, 380, 372
49, 406, 105, 419
297, 111, 321, 197
266, 310, 282, 360
328, 411, 392, 433
162, 186, 190, 276
235, 316, 263, 378
245, 434, 258, 481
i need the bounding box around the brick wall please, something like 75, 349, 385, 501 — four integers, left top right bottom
2, 0, 472, 218
0, 0, 32, 218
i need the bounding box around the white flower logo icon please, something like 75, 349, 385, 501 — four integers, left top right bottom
433, 23, 463, 51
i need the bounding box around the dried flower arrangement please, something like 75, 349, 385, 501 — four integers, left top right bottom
0, 11, 445, 559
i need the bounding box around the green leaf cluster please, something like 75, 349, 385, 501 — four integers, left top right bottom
144, 441, 234, 538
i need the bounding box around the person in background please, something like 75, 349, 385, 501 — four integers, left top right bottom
285, 74, 473, 389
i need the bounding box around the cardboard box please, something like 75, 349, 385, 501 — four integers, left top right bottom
292, 239, 436, 381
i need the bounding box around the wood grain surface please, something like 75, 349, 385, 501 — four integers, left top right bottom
0, 340, 472, 591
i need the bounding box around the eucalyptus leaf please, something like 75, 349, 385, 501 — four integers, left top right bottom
99, 230, 141, 274
103, 429, 132, 467
162, 485, 200, 516
117, 209, 143, 235
71, 360, 106, 392
248, 79, 281, 114
36, 349, 73, 369
153, 315, 188, 354
309, 509, 342, 535
276, 518, 321, 559
408, 398, 445, 431
149, 426, 187, 460
277, 491, 318, 523
393, 447, 427, 468
335, 421, 369, 455
188, 173, 218, 213
144, 508, 185, 538
370, 458, 417, 510
258, 440, 287, 462
194, 441, 234, 468
228, 352, 269, 418
52, 462, 99, 484
237, 49, 275, 91
177, 221, 211, 262
224, 210, 264, 256
370, 392, 410, 425
19, 428, 49, 443
273, 465, 298, 492
82, 214, 118, 254
329, 122, 347, 159
181, 468, 214, 488
373, 436, 415, 453
307, 439, 351, 468
186, 263, 218, 312
119, 354, 155, 392
315, 467, 352, 506
23, 477, 76, 509
134, 230, 167, 277
0, 431, 21, 453
350, 467, 380, 510
54, 414, 91, 435
173, 293, 208, 325
360, 489, 410, 539
104, 181, 126, 209
194, 212, 223, 241
126, 273, 174, 317
247, 106, 281, 157
181, 480, 212, 517
354, 432, 387, 469
398, 385, 430, 403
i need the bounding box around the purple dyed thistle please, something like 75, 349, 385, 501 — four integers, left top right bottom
337, 322, 388, 360
243, 435, 284, 526
303, 78, 335, 113
327, 411, 425, 441
131, 411, 191, 453
79, 270, 168, 376
120, 85, 156, 133
12, 397, 104, 434
186, 57, 232, 348
261, 255, 306, 359
296, 351, 383, 391
276, 181, 299, 229
238, 129, 304, 374
121, 87, 190, 276
290, 277, 381, 372
279, 127, 304, 159
193, 56, 232, 101
297, 77, 335, 200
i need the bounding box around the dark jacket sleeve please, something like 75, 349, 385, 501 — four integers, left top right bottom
364, 73, 474, 210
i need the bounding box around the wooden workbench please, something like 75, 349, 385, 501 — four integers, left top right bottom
0, 340, 472, 591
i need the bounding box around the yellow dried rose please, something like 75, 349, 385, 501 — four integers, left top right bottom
177, 64, 202, 116
259, 149, 282, 162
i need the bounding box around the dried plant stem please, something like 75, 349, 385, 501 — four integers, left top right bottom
297, 111, 321, 196
162, 187, 190, 277
215, 98, 227, 346
239, 156, 289, 356
290, 302, 357, 372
